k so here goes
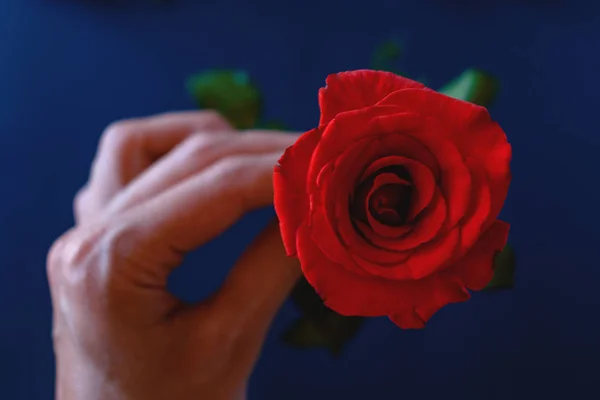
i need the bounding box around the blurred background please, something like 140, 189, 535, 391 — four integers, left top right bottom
1, 0, 599, 399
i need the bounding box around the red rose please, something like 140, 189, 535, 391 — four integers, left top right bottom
274, 70, 512, 329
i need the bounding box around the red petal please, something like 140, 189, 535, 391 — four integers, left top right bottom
377, 88, 511, 230
364, 186, 447, 253
402, 228, 461, 279
445, 220, 510, 290
389, 303, 451, 329
364, 173, 411, 237
315, 173, 414, 280
333, 179, 415, 279
310, 205, 367, 273
311, 141, 421, 280
389, 310, 427, 329
310, 145, 410, 278
374, 115, 472, 231
313, 134, 404, 247
360, 155, 436, 223
308, 107, 420, 191
309, 130, 448, 279
415, 304, 445, 323
318, 70, 424, 125
273, 128, 322, 255
458, 158, 493, 253
296, 222, 468, 316
349, 249, 413, 280
468, 120, 511, 231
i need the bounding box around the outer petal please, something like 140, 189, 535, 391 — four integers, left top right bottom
389, 309, 429, 329
458, 158, 492, 253
318, 70, 424, 125
377, 88, 510, 173
466, 119, 511, 230
402, 228, 461, 280
296, 222, 468, 316
444, 219, 510, 291
309, 107, 422, 192
377, 88, 511, 228
389, 303, 452, 329
273, 128, 322, 255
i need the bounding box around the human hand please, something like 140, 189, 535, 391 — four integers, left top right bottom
47, 111, 301, 400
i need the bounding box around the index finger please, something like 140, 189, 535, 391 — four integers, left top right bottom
116, 151, 283, 280
87, 111, 234, 206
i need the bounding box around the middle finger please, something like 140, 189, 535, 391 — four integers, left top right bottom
75, 111, 234, 224
104, 130, 299, 216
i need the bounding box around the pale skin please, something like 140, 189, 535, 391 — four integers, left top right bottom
46, 111, 302, 400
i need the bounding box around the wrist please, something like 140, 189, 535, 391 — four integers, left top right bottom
55, 347, 123, 400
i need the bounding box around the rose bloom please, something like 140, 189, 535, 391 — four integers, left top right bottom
274, 70, 512, 328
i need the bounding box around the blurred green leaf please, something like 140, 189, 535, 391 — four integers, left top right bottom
439, 69, 499, 107
282, 313, 364, 357
371, 40, 402, 72
282, 318, 329, 348
186, 70, 262, 129
370, 39, 419, 82
283, 277, 365, 356
485, 244, 516, 290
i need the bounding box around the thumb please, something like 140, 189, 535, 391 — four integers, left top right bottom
209, 219, 301, 332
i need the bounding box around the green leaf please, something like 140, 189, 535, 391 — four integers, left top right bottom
371, 40, 402, 72
283, 277, 365, 356
186, 70, 262, 129
281, 318, 329, 348
317, 312, 365, 357
485, 244, 516, 290
282, 314, 365, 357
369, 39, 420, 83
438, 69, 499, 107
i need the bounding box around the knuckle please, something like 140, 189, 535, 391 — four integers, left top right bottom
46, 227, 95, 285
46, 220, 149, 306
99, 222, 144, 265
215, 156, 254, 181
183, 133, 227, 159
198, 110, 231, 129
100, 120, 138, 151
73, 186, 90, 220
47, 233, 69, 282
46, 224, 109, 288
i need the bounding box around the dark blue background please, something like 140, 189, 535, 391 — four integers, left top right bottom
1, 1, 599, 399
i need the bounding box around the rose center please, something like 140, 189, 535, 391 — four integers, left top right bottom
350, 165, 414, 227
368, 183, 412, 226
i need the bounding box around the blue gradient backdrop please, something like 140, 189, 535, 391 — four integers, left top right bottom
1, 0, 599, 399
